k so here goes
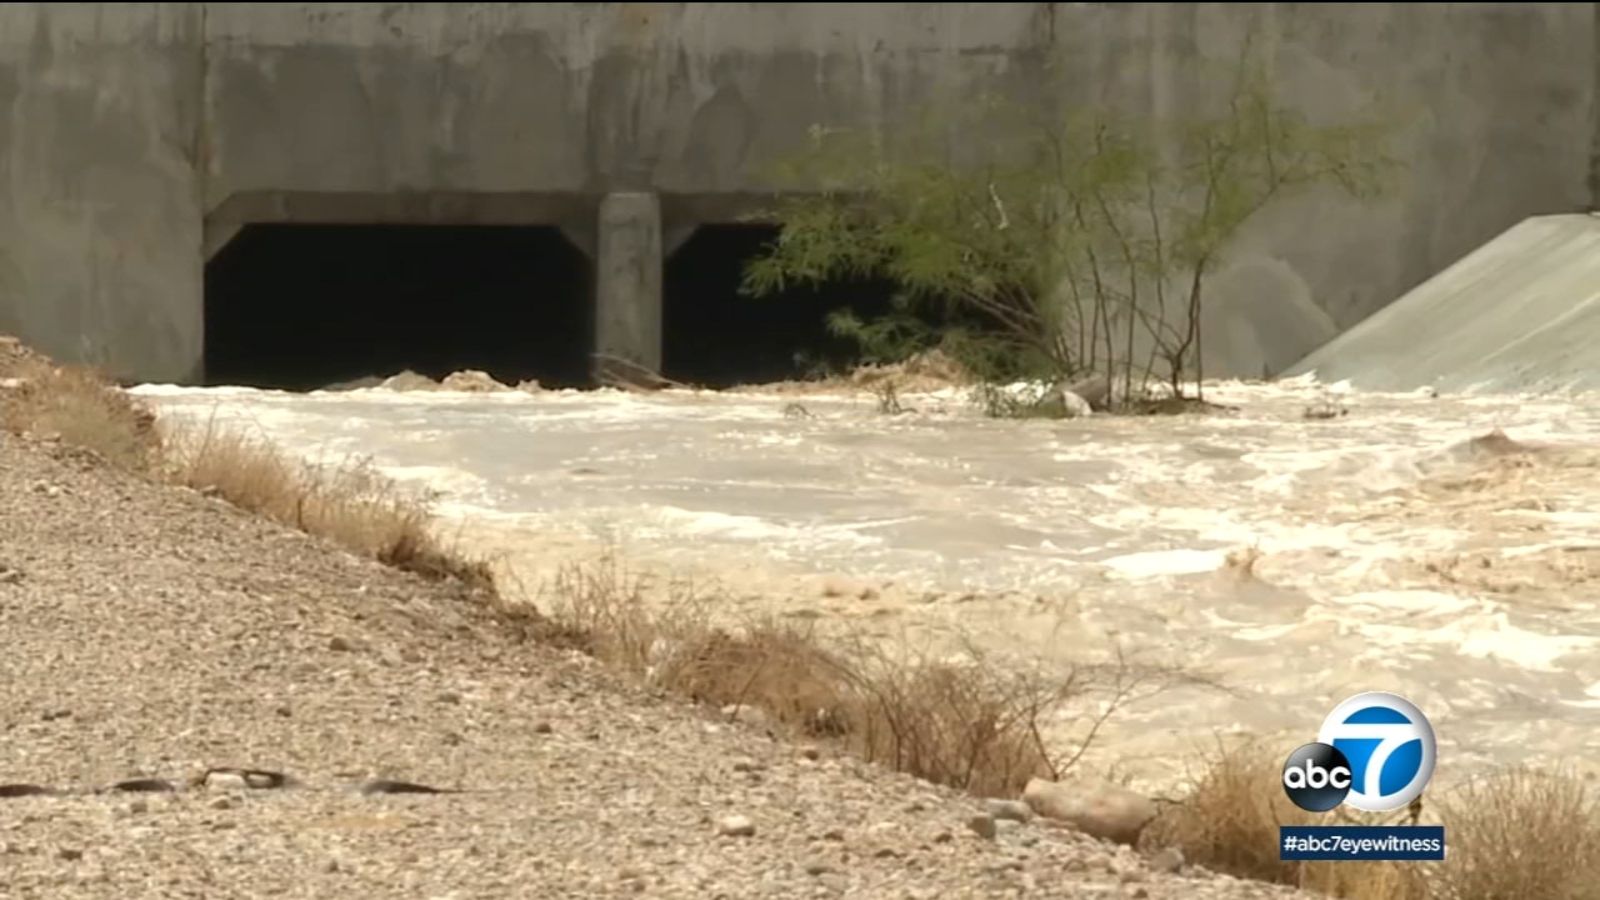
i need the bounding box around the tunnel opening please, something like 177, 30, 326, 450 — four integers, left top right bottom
204, 224, 591, 391
662, 224, 907, 387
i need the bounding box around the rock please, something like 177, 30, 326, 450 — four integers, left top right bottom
379, 370, 439, 391
201, 768, 292, 791
1146, 846, 1184, 874
1118, 869, 1147, 884
58, 847, 83, 861
799, 746, 821, 761
984, 799, 1034, 823
515, 379, 544, 394
716, 814, 756, 838
126, 800, 148, 815
804, 860, 831, 876
210, 796, 235, 811
1059, 389, 1094, 419
820, 829, 845, 842
820, 575, 860, 598
1023, 777, 1157, 846
328, 635, 354, 652
436, 691, 462, 705
0, 566, 22, 585
441, 370, 510, 392
534, 721, 553, 734
110, 778, 176, 793
966, 814, 998, 840
731, 758, 763, 773
1062, 374, 1113, 410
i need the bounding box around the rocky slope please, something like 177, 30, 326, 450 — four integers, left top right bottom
0, 427, 1312, 899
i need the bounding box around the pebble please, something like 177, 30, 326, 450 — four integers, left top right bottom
984, 799, 1034, 823
966, 814, 998, 840
717, 815, 756, 838
1147, 846, 1185, 874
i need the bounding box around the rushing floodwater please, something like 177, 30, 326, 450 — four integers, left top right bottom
132, 376, 1600, 792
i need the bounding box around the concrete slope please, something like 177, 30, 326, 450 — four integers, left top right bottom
1286, 214, 1600, 392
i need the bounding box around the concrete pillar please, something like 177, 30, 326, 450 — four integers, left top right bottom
594, 192, 663, 385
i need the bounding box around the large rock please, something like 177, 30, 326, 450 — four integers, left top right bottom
1058, 389, 1093, 418
1061, 374, 1112, 410
441, 369, 510, 392
1022, 777, 1157, 845
379, 370, 440, 391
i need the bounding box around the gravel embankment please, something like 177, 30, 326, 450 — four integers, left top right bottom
0, 431, 1312, 899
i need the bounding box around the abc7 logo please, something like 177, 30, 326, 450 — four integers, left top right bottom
1282, 692, 1436, 813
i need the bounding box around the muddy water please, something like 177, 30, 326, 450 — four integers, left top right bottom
132, 377, 1600, 793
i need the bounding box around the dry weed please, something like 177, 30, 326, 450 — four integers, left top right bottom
0, 361, 157, 469
1149, 745, 1600, 900
533, 556, 1178, 798
159, 415, 489, 586
1431, 766, 1600, 900
1143, 742, 1427, 897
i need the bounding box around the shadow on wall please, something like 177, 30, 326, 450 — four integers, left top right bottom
203, 223, 592, 391
1200, 259, 1340, 379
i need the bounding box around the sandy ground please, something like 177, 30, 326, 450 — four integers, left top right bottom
0, 430, 1311, 899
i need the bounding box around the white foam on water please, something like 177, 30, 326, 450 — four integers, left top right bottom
376, 465, 489, 497
1356, 612, 1598, 673
1324, 589, 1480, 617
1101, 548, 1228, 578
639, 507, 826, 544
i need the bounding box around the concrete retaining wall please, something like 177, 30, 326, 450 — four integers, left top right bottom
0, 3, 1593, 383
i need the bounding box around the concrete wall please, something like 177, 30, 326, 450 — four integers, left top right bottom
0, 3, 1593, 383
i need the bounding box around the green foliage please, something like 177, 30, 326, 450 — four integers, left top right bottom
742, 54, 1400, 413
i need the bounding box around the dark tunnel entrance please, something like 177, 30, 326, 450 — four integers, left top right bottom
662, 224, 901, 387
204, 224, 591, 390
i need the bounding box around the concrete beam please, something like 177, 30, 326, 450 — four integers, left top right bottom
593, 192, 663, 385
557, 221, 596, 260
203, 220, 246, 262
663, 222, 697, 258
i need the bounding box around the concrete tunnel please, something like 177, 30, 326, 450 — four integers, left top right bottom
200, 193, 902, 391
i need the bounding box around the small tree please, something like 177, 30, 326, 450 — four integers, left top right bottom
742, 56, 1397, 412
